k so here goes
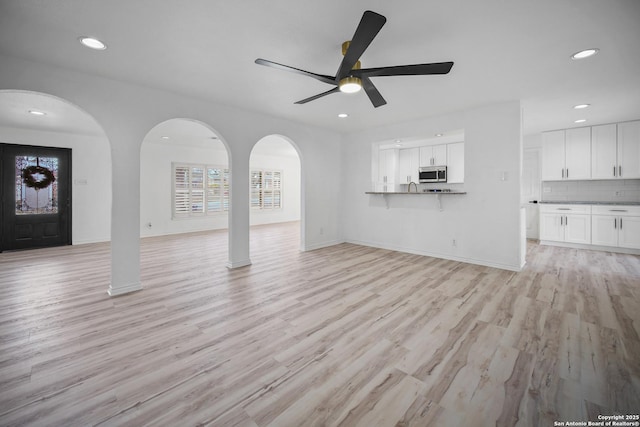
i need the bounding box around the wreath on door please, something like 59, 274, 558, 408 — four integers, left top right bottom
22, 165, 56, 190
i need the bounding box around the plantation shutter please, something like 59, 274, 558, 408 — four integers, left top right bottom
273, 171, 282, 209
250, 170, 262, 208
190, 167, 205, 214
174, 165, 191, 217
207, 167, 223, 212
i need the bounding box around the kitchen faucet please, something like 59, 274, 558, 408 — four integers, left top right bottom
408, 181, 418, 193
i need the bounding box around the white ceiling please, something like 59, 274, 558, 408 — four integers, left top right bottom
0, 0, 639, 137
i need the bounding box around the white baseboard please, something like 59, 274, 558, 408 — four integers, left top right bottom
345, 238, 522, 272
73, 237, 110, 245
303, 239, 344, 252
226, 259, 252, 269
107, 282, 143, 297
539, 240, 640, 255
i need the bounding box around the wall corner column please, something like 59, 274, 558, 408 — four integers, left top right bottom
227, 145, 251, 268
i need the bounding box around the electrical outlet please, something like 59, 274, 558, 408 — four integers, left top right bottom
452, 239, 457, 247
615, 191, 623, 197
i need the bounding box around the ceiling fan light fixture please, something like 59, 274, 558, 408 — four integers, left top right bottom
339, 76, 362, 94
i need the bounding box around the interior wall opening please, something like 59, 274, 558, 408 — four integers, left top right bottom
249, 134, 302, 253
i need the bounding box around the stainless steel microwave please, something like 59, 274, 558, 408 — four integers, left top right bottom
419, 166, 447, 183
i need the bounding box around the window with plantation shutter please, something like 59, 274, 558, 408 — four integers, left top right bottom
173, 163, 229, 218
250, 169, 282, 210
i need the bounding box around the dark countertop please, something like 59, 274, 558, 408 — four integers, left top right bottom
538, 201, 640, 206
366, 191, 467, 195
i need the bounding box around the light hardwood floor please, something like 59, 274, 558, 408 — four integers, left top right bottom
1, 221, 639, 426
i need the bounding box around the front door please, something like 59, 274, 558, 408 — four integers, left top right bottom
1, 143, 71, 251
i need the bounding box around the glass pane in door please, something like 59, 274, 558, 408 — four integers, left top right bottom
15, 156, 59, 215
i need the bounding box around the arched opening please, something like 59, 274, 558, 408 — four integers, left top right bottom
249, 135, 303, 256
139, 118, 230, 249
0, 90, 112, 250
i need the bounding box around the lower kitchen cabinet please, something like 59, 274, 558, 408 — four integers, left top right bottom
592, 205, 640, 249
539, 204, 591, 244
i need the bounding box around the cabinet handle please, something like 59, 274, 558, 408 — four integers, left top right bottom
565, 216, 568, 226
620, 218, 622, 229
613, 166, 617, 177
562, 168, 565, 178
619, 165, 622, 177
566, 169, 569, 178
615, 218, 617, 229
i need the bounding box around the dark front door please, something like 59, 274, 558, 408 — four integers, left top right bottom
1, 143, 71, 251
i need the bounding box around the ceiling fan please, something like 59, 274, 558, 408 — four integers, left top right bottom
255, 10, 454, 108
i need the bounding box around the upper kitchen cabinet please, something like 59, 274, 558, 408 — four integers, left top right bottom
376, 148, 398, 192
542, 128, 591, 181
419, 144, 447, 167
591, 123, 618, 179
446, 142, 465, 183
592, 121, 640, 179
618, 120, 640, 179
398, 147, 420, 184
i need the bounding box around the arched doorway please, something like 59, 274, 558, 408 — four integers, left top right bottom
0, 90, 111, 250
140, 118, 230, 236
249, 135, 303, 254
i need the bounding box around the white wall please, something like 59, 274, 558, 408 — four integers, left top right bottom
341, 101, 523, 271
140, 141, 229, 237
0, 125, 111, 244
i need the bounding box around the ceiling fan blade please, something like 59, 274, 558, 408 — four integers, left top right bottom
294, 87, 341, 104
355, 62, 454, 77
336, 10, 386, 80
361, 76, 386, 108
255, 58, 336, 85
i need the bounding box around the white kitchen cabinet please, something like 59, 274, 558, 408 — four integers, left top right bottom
446, 142, 464, 183
591, 123, 618, 179
618, 120, 640, 179
564, 127, 591, 179
541, 130, 566, 180
398, 147, 420, 184
539, 204, 591, 244
377, 148, 398, 191
542, 128, 591, 180
592, 205, 640, 249
591, 121, 640, 179
419, 144, 447, 167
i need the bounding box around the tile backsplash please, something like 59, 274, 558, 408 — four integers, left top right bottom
541, 179, 640, 203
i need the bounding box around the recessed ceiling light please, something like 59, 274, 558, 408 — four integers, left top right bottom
161, 136, 170, 139
338, 113, 348, 118
79, 36, 107, 50
571, 48, 599, 60
573, 104, 590, 109
28, 110, 46, 116
435, 133, 443, 137
575, 119, 587, 123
